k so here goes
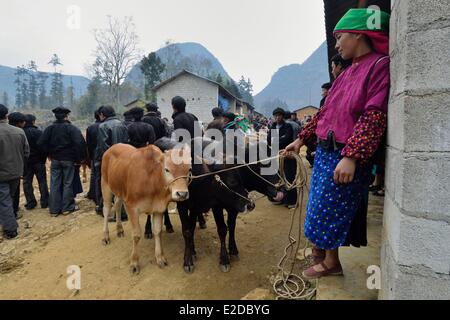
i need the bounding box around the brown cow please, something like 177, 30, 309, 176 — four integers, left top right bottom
101, 143, 191, 274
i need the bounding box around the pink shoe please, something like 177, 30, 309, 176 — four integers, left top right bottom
302, 262, 343, 279
310, 247, 326, 265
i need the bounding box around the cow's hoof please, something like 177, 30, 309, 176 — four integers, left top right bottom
102, 238, 110, 246
230, 254, 240, 262
157, 260, 168, 269
166, 227, 175, 234
117, 230, 125, 238
145, 233, 153, 240
129, 265, 140, 275
184, 265, 195, 273
220, 264, 231, 273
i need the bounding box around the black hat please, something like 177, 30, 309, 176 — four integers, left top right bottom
212, 107, 224, 118
25, 114, 36, 124
223, 112, 236, 122
52, 107, 71, 115
145, 103, 159, 112
321, 82, 332, 90
128, 107, 144, 119
8, 112, 27, 123
272, 108, 285, 116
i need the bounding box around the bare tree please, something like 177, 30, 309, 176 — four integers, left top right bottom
93, 16, 140, 105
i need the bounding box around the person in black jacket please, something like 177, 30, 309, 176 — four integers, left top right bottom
37, 107, 87, 216
171, 96, 207, 228
127, 107, 156, 148
172, 96, 202, 142
85, 109, 101, 201
142, 103, 167, 140
23, 114, 49, 210
123, 110, 134, 128
94, 106, 129, 216
268, 108, 297, 208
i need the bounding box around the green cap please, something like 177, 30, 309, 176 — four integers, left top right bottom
334, 8, 390, 33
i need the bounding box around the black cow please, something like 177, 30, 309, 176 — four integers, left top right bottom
146, 137, 251, 273
211, 139, 279, 272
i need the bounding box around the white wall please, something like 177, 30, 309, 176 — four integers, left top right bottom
155, 73, 219, 124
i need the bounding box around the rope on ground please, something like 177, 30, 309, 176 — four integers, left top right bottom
272, 152, 317, 300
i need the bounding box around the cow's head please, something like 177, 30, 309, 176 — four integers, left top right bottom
163, 144, 192, 202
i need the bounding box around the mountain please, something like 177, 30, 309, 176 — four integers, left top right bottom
126, 42, 234, 88
0, 64, 90, 106
254, 42, 330, 116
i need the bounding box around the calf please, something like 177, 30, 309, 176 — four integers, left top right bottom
101, 143, 191, 274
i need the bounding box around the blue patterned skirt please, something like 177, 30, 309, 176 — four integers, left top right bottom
304, 145, 372, 250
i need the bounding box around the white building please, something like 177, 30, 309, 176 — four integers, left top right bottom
152, 70, 253, 124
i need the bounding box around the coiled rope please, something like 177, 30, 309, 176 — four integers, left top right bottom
272, 152, 317, 300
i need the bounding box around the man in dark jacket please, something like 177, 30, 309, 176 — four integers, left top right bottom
285, 112, 301, 142
0, 105, 29, 239
126, 107, 156, 148
172, 96, 202, 142
7, 112, 27, 219
23, 114, 49, 210
94, 106, 129, 215
123, 110, 134, 127
268, 108, 297, 208
85, 109, 101, 201
142, 103, 167, 140
37, 107, 87, 217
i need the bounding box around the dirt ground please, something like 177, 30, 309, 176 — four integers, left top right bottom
0, 169, 305, 300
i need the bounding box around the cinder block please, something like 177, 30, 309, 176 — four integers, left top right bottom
401, 154, 450, 216
380, 242, 450, 300
384, 147, 404, 205
403, 93, 450, 152
407, 1, 450, 32
398, 214, 450, 275
404, 27, 450, 93
386, 95, 405, 151
382, 194, 402, 261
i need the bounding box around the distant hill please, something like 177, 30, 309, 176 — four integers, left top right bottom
254, 42, 330, 116
0, 64, 90, 106
126, 42, 234, 88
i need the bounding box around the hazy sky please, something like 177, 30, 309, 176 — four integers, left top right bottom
0, 0, 326, 93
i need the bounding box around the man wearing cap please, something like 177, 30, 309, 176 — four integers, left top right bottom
143, 103, 168, 141
37, 107, 87, 217
268, 108, 296, 209
8, 112, 27, 218
0, 105, 29, 239
126, 107, 156, 148
23, 114, 49, 210
95, 106, 129, 216
123, 110, 134, 128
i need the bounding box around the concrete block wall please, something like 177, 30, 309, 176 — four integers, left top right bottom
380, 0, 450, 299
155, 73, 219, 124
